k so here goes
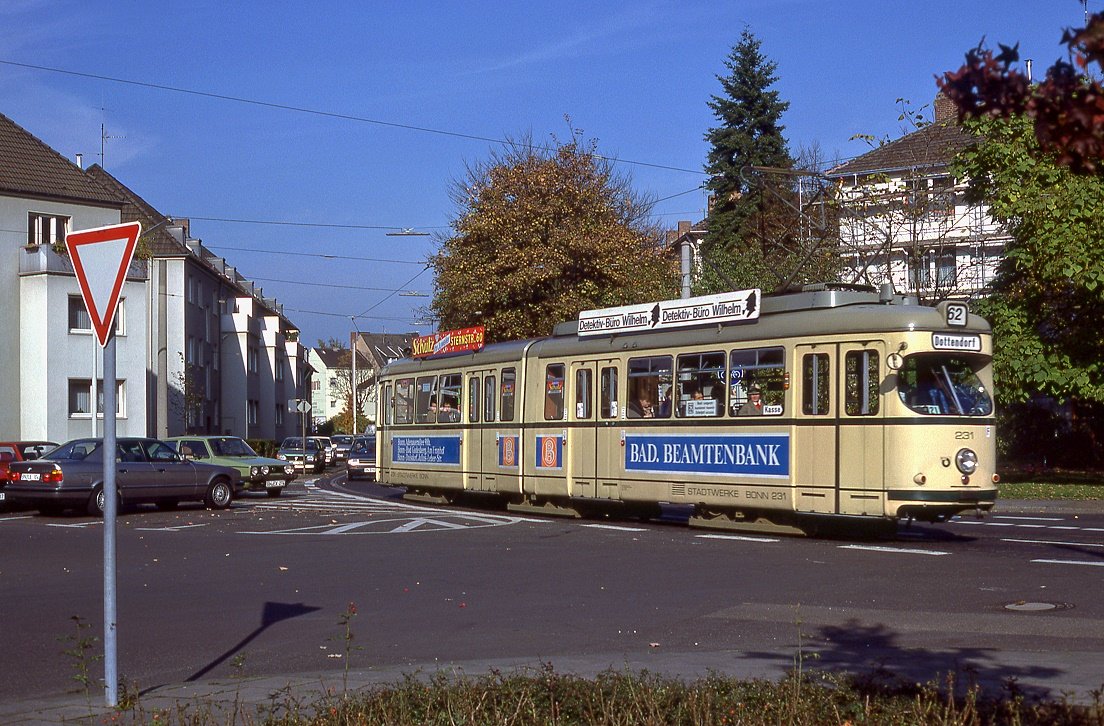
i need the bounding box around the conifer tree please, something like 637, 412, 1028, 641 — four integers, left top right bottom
701, 29, 794, 293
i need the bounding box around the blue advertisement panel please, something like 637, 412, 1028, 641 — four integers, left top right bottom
624, 433, 789, 478
535, 434, 563, 470
498, 435, 520, 468
392, 435, 461, 465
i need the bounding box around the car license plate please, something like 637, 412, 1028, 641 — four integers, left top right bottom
20, 472, 41, 481
265, 481, 285, 489
0, 492, 5, 501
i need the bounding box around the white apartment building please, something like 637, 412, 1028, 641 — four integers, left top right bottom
0, 111, 309, 443
824, 95, 1009, 302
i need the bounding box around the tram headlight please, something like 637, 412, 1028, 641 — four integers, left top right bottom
955, 448, 978, 475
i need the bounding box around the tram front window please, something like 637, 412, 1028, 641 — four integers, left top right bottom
897, 354, 993, 416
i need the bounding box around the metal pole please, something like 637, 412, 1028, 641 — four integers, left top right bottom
350, 330, 358, 435
102, 330, 118, 706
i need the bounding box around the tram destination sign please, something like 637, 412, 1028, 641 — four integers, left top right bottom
578, 289, 760, 337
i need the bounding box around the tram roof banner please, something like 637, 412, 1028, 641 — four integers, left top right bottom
411, 326, 486, 358
578, 289, 761, 337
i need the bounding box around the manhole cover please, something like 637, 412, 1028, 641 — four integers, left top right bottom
1004, 601, 1064, 612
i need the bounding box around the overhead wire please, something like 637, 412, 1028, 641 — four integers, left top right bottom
0, 59, 708, 177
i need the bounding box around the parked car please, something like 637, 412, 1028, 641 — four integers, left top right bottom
166, 436, 296, 497
0, 441, 58, 508
345, 436, 377, 481
332, 435, 354, 462
2, 437, 241, 516
277, 437, 325, 474
311, 436, 336, 467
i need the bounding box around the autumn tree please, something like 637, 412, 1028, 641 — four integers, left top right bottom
701, 28, 795, 293
939, 12, 1104, 174
431, 131, 678, 342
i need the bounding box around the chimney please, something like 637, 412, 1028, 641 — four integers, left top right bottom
677, 220, 692, 235
75, 153, 83, 169
934, 92, 957, 123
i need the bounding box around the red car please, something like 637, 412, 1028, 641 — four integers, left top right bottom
0, 441, 58, 507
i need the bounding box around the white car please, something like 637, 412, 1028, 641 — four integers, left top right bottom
310, 436, 335, 466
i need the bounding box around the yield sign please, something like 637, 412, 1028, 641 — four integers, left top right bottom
65, 222, 142, 347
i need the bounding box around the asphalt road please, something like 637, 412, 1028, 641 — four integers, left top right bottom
1, 470, 1102, 708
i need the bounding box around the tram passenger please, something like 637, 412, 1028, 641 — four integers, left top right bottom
736, 384, 765, 416
438, 400, 460, 423
629, 394, 656, 418
421, 400, 438, 423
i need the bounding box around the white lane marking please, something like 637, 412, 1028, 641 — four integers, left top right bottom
993, 515, 1065, 521
1086, 528, 1104, 533
1004, 538, 1104, 548
47, 521, 103, 528
581, 523, 648, 532
1032, 559, 1104, 568
1046, 525, 1079, 530
839, 544, 950, 556
135, 523, 209, 532
696, 534, 780, 543
0, 515, 32, 521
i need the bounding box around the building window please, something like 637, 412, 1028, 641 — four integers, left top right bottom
247, 400, 258, 425
275, 406, 284, 426
247, 346, 258, 373
68, 296, 124, 334
312, 380, 321, 391
68, 379, 125, 417
68, 295, 91, 331
276, 358, 285, 381
28, 212, 68, 246
937, 251, 957, 287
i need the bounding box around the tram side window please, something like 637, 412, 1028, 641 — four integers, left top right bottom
676, 351, 725, 418
802, 353, 831, 415
600, 366, 618, 419
545, 363, 566, 420
484, 375, 497, 422
575, 368, 592, 419
383, 383, 393, 426
729, 347, 785, 416
501, 368, 517, 422
468, 376, 480, 423
845, 350, 880, 416
415, 376, 437, 423
438, 373, 462, 422
627, 356, 672, 419
395, 377, 415, 424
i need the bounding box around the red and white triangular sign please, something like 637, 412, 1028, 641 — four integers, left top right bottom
65, 222, 142, 347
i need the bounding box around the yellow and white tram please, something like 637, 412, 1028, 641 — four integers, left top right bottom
375, 285, 998, 535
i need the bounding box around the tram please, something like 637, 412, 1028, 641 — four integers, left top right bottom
375, 284, 998, 535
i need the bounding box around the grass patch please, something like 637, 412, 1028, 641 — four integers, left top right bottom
113, 667, 1104, 725
999, 481, 1104, 500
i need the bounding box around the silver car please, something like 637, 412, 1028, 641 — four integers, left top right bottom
2, 437, 241, 516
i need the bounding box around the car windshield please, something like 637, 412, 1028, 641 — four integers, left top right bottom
19, 442, 58, 460
211, 437, 258, 457
351, 439, 376, 455
280, 438, 318, 451
333, 436, 352, 445
897, 354, 993, 416
47, 440, 101, 461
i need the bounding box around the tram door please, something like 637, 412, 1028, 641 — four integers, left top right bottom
567, 361, 598, 498
793, 344, 837, 514
465, 371, 491, 492
837, 342, 886, 515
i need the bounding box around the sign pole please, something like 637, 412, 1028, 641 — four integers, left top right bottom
102, 329, 118, 706
63, 220, 140, 709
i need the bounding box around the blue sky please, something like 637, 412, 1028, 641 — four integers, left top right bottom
0, 1, 1092, 345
